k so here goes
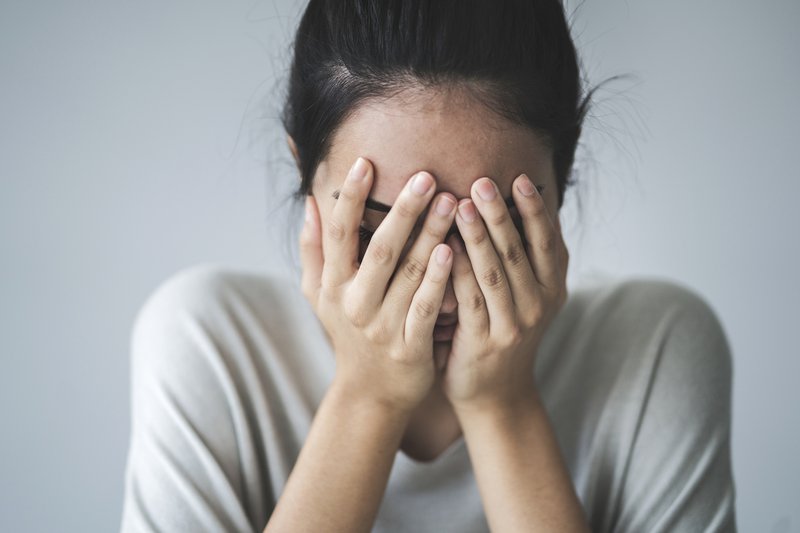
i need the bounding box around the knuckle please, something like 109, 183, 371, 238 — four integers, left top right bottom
481, 266, 505, 289
401, 256, 427, 284
364, 320, 390, 343
299, 227, 315, 247
466, 291, 485, 312
506, 325, 522, 345
394, 200, 418, 221
466, 229, 488, 247
319, 276, 338, 297
453, 255, 474, 276
343, 300, 369, 327
538, 232, 557, 254
387, 347, 412, 364
367, 240, 394, 266
413, 297, 437, 321
487, 210, 508, 227
518, 314, 534, 330
422, 222, 444, 241
500, 241, 527, 267
327, 219, 347, 243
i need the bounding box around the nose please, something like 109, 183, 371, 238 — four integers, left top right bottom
440, 275, 458, 315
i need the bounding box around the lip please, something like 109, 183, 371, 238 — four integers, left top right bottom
433, 323, 456, 342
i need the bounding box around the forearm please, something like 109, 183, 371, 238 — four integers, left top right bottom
456, 391, 590, 533
264, 377, 411, 533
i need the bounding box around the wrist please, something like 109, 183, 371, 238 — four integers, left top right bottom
328, 374, 417, 424
452, 382, 543, 424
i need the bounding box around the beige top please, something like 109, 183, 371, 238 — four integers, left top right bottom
120, 264, 737, 532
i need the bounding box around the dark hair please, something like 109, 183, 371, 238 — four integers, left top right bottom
281, 0, 616, 210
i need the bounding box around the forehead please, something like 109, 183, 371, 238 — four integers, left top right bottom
316, 88, 554, 201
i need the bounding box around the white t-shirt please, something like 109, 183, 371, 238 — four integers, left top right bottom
119, 264, 738, 532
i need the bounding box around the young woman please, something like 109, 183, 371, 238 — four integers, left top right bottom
120, 1, 737, 532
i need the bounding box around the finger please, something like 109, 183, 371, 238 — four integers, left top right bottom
383, 192, 457, 320
454, 198, 515, 333
351, 171, 438, 310
321, 157, 372, 289
471, 176, 539, 315
512, 173, 561, 293
404, 244, 453, 350
447, 233, 489, 337
299, 195, 323, 304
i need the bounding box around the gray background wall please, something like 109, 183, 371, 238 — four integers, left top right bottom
1, 1, 797, 531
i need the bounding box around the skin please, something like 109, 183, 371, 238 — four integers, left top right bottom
266, 87, 588, 532
299, 87, 564, 457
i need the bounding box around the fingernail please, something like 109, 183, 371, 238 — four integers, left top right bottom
516, 174, 535, 197
457, 199, 477, 222
435, 245, 452, 265
436, 195, 456, 216
411, 172, 433, 195
476, 179, 496, 201
348, 157, 368, 182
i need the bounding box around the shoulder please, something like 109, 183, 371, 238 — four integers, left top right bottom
582, 279, 738, 530
123, 264, 283, 531
134, 263, 289, 318
576, 275, 734, 414
133, 263, 300, 335
130, 263, 305, 378
572, 276, 730, 361
574, 275, 723, 325
551, 275, 733, 409
614, 277, 723, 322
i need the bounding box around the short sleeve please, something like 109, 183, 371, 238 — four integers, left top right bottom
119, 265, 265, 533
613, 280, 738, 532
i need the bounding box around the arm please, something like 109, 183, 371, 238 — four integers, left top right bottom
456, 389, 590, 533
442, 174, 588, 531
279, 159, 457, 530
264, 378, 411, 533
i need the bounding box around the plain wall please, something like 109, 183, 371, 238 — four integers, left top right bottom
1, 1, 797, 531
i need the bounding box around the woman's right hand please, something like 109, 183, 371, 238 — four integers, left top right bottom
299, 156, 457, 414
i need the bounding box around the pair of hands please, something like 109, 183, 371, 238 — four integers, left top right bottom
299, 156, 569, 415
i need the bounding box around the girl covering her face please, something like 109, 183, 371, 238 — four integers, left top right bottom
120, 2, 738, 532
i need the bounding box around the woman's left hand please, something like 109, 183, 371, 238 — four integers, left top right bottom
442, 174, 569, 414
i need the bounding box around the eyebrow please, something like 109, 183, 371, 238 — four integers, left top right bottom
331, 184, 544, 213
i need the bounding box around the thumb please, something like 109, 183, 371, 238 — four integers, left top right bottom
299, 194, 323, 305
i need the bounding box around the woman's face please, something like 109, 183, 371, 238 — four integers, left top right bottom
293, 88, 560, 352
